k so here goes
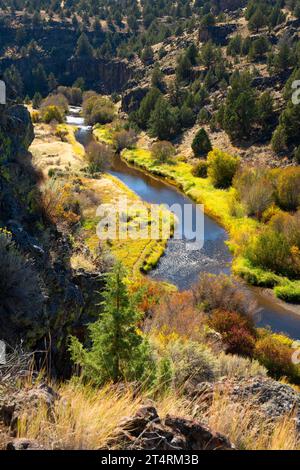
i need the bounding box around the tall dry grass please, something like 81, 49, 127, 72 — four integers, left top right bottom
205, 391, 300, 451
16, 381, 300, 451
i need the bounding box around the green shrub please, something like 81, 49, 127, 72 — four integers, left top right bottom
192, 160, 208, 178
274, 284, 300, 303
233, 167, 274, 220
166, 339, 219, 387
271, 125, 287, 153
192, 128, 212, 158
152, 141, 175, 163
245, 228, 297, 278
40, 105, 64, 124
217, 352, 267, 379
83, 95, 115, 125
207, 149, 240, 189
276, 167, 300, 211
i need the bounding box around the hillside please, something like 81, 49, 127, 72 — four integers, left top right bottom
1, 0, 300, 456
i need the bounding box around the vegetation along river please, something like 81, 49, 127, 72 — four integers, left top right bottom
67, 107, 300, 339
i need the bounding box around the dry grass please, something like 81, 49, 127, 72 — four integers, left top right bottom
206, 391, 300, 451
15, 380, 300, 451
18, 382, 144, 450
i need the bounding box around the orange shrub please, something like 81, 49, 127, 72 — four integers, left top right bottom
148, 291, 204, 340
255, 336, 297, 381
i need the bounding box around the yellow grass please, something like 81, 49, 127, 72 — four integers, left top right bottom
206, 391, 300, 450
16, 381, 300, 450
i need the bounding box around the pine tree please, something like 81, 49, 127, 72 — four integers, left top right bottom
32, 92, 42, 109
149, 97, 178, 140
69, 263, 155, 385
76, 33, 94, 58
192, 128, 212, 158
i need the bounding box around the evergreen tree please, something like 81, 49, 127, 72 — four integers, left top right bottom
32, 92, 42, 109
137, 87, 161, 129
69, 263, 155, 385
149, 97, 178, 140
222, 72, 257, 141
192, 128, 212, 158
76, 32, 94, 58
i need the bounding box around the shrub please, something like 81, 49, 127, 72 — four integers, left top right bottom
85, 141, 113, 174
294, 146, 300, 163
41, 93, 69, 114
209, 309, 256, 357
233, 167, 274, 220
245, 228, 297, 278
149, 97, 179, 140
40, 180, 81, 227
114, 129, 137, 152
207, 149, 240, 189
271, 125, 287, 153
276, 167, 300, 211
152, 141, 175, 163
217, 352, 267, 379
83, 95, 115, 126
0, 230, 44, 338
255, 336, 298, 381
57, 86, 83, 106
166, 339, 219, 387
31, 110, 40, 123
148, 291, 204, 340
192, 128, 212, 158
192, 160, 208, 178
193, 273, 255, 317
40, 106, 64, 124
274, 284, 300, 303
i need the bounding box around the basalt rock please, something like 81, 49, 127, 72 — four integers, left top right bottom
0, 383, 59, 433
109, 406, 234, 450
7, 439, 45, 450
122, 86, 150, 113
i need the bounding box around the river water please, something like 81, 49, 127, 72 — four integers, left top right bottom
67, 107, 300, 339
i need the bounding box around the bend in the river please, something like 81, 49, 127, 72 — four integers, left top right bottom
67, 107, 300, 339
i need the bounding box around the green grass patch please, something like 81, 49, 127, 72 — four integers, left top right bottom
93, 125, 115, 145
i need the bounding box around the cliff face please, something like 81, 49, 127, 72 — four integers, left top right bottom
0, 105, 101, 375
0, 23, 132, 94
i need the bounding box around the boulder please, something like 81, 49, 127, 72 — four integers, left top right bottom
6, 439, 45, 450
108, 405, 234, 450
0, 384, 59, 433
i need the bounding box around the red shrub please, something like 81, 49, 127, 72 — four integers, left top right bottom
209, 309, 256, 357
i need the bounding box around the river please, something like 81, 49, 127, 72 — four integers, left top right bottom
67, 107, 300, 339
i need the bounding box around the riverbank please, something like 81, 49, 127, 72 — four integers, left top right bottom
119, 146, 300, 304
30, 118, 172, 276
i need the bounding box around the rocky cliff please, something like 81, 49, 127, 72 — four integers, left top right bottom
0, 104, 102, 376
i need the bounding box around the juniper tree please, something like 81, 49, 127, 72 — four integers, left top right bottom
69, 262, 155, 385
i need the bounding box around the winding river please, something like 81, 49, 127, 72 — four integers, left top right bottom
67, 107, 300, 339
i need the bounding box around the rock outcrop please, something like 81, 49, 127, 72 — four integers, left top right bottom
0, 383, 58, 434
108, 406, 234, 450
188, 376, 300, 432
